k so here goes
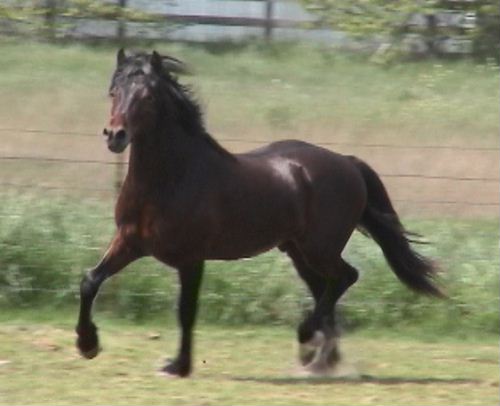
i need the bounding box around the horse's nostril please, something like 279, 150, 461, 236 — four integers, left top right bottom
115, 130, 126, 141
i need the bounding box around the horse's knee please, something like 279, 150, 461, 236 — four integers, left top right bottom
344, 263, 359, 287
80, 271, 100, 299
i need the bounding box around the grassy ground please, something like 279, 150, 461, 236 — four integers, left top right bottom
0, 316, 498, 405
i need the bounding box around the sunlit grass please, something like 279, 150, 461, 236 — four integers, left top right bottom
0, 319, 497, 405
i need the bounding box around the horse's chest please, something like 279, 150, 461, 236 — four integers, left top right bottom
123, 204, 206, 266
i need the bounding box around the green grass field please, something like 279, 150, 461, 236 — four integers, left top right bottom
0, 317, 498, 405
0, 39, 498, 405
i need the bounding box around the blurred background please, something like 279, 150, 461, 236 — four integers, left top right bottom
0, 1, 498, 404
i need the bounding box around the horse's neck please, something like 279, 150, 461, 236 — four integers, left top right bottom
125, 127, 209, 191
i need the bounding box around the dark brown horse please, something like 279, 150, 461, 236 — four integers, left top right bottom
76, 49, 442, 377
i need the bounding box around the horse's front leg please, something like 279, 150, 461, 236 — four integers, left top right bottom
161, 261, 205, 378
76, 233, 140, 359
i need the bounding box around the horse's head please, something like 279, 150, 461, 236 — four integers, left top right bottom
103, 49, 188, 153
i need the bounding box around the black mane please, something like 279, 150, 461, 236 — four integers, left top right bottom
159, 73, 233, 158
119, 51, 232, 158
157, 72, 206, 136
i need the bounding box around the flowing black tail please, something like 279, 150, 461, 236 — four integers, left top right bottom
349, 156, 444, 298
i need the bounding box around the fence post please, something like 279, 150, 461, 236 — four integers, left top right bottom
117, 0, 127, 44
114, 154, 125, 196
44, 0, 56, 41
264, 0, 274, 41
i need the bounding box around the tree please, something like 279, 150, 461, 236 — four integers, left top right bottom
300, 0, 433, 38
301, 0, 499, 61
473, 1, 500, 61
0, 0, 160, 40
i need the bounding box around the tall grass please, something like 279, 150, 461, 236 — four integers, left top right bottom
0, 194, 497, 335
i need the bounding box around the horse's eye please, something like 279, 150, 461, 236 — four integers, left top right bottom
109, 90, 116, 98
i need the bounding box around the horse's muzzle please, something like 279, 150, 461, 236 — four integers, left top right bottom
103, 128, 129, 153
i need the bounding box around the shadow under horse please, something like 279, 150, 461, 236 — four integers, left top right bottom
76, 49, 444, 377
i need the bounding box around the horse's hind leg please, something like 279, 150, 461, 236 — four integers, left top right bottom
283, 243, 327, 366
287, 241, 359, 372
76, 233, 139, 359
304, 258, 359, 373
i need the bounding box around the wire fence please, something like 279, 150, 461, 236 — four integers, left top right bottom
1, 126, 498, 210
1, 154, 498, 182
1, 126, 499, 151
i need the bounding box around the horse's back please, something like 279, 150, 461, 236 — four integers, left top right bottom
241, 139, 349, 166
239, 139, 313, 158
240, 139, 365, 196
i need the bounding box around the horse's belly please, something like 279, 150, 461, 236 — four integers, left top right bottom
206, 234, 282, 261
149, 181, 303, 266
204, 213, 296, 260
151, 229, 281, 266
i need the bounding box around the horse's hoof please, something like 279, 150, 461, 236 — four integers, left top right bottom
325, 345, 341, 367
79, 345, 101, 359
298, 330, 325, 366
160, 359, 191, 378
76, 327, 100, 359
299, 343, 317, 366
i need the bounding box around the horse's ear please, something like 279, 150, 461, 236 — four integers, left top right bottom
161, 55, 191, 75
117, 48, 126, 66
151, 50, 191, 75
150, 51, 163, 73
